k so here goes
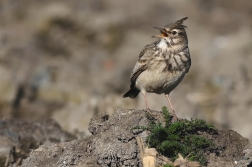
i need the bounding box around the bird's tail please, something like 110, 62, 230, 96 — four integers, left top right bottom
123, 88, 140, 99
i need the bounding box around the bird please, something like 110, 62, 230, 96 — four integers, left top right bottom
123, 17, 191, 119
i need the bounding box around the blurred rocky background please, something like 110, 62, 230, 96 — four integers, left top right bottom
0, 0, 251, 140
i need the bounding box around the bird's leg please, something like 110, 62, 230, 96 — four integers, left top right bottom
142, 92, 150, 110
142, 92, 155, 116
165, 94, 178, 120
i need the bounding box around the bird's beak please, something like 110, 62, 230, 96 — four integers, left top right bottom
152, 27, 168, 38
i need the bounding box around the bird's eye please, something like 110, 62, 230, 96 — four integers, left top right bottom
172, 31, 177, 35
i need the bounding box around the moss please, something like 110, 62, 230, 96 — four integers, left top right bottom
135, 106, 217, 165
163, 164, 174, 167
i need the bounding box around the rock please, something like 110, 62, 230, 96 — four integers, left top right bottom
21, 108, 251, 167
0, 119, 75, 167
235, 143, 252, 167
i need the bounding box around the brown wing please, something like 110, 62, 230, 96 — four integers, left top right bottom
130, 65, 147, 88
130, 42, 158, 88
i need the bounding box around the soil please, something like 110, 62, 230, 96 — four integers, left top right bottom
203, 130, 249, 167
19, 109, 250, 167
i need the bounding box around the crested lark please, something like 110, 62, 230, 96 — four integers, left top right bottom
123, 17, 191, 119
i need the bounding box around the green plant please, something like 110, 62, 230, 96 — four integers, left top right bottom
136, 106, 217, 165
163, 164, 174, 167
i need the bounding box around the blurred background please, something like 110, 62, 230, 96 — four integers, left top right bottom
0, 0, 252, 139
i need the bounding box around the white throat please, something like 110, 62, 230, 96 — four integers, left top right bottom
157, 39, 168, 49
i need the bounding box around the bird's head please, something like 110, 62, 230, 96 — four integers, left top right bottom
153, 17, 188, 47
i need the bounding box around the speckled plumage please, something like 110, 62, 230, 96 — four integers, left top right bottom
123, 17, 191, 116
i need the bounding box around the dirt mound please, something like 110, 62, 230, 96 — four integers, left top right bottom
21, 109, 250, 167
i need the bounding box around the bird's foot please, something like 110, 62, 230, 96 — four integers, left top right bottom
170, 110, 180, 122
146, 108, 152, 115
145, 108, 158, 116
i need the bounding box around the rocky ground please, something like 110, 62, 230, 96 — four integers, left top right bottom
3, 108, 246, 167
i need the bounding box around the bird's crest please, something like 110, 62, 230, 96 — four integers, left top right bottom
164, 17, 188, 29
